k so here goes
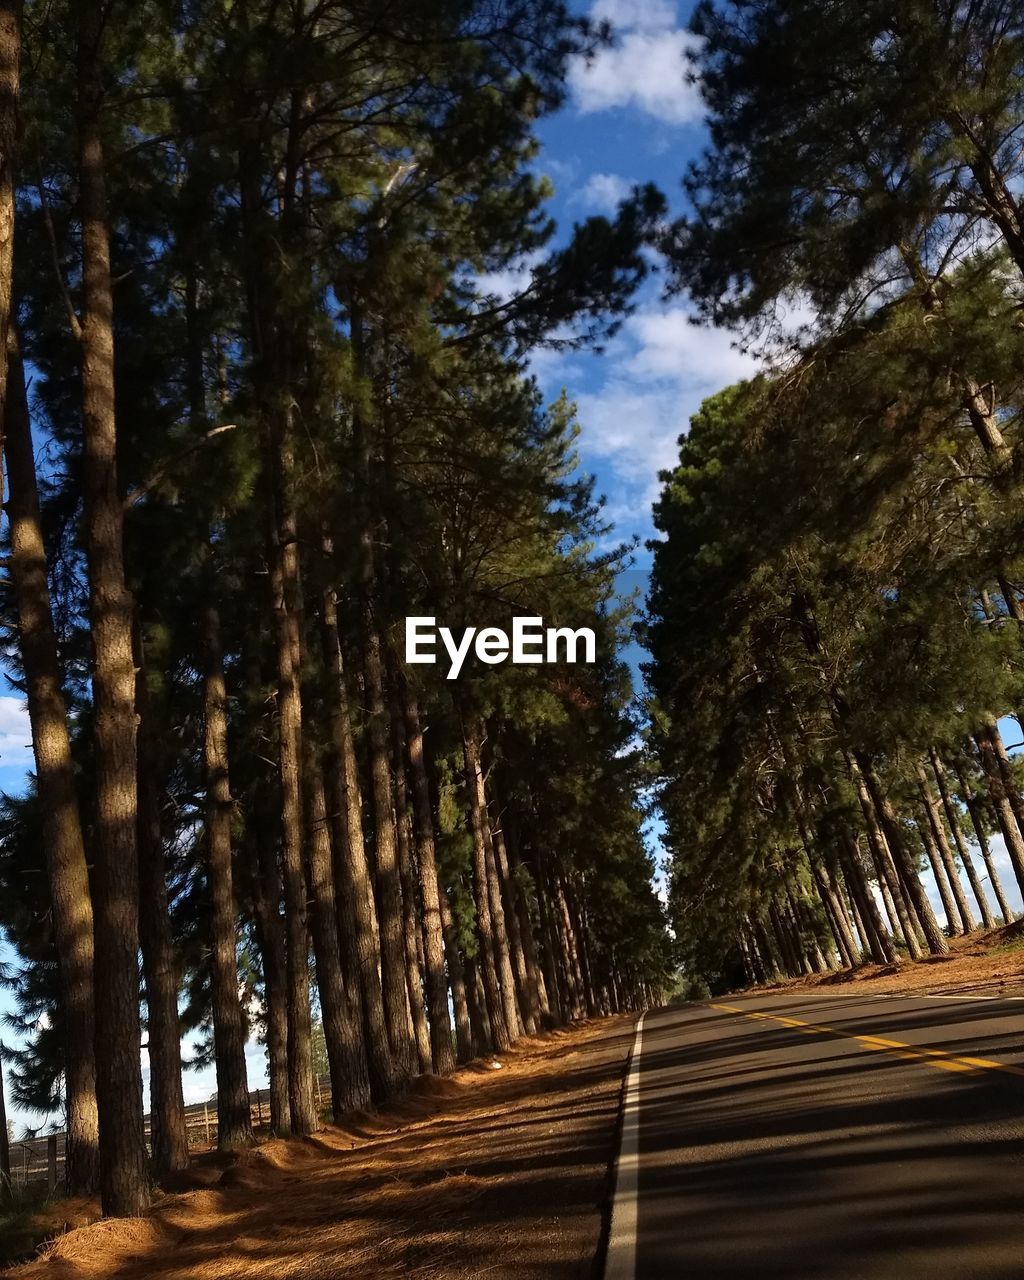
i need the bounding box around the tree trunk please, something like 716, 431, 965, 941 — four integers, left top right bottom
974, 728, 1024, 896
491, 819, 539, 1033
134, 634, 188, 1176
77, 0, 147, 1213
930, 750, 995, 929
503, 820, 551, 1024
462, 717, 512, 1049
4, 342, 101, 1194
390, 713, 432, 1074
438, 880, 475, 1062
201, 604, 253, 1150
954, 759, 1016, 924
848, 761, 922, 959
839, 834, 894, 964
317, 567, 396, 1101
267, 486, 317, 1134
250, 817, 290, 1136
303, 742, 370, 1116
856, 757, 948, 954
482, 816, 524, 1040
916, 764, 975, 934
399, 685, 456, 1074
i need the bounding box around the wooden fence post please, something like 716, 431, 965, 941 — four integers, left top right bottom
204, 1102, 211, 1146
256, 1089, 263, 1125
47, 1135, 57, 1194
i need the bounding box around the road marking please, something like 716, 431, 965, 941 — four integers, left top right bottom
605, 1011, 646, 1280
710, 1003, 1024, 1078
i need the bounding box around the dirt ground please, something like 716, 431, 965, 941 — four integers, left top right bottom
752, 920, 1024, 1000
6, 1016, 635, 1280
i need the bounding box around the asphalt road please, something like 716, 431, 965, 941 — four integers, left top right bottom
614, 992, 1024, 1279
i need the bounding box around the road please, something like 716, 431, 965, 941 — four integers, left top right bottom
607, 992, 1024, 1279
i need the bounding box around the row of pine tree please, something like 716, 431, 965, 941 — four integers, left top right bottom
648, 1, 1024, 992
0, 0, 672, 1217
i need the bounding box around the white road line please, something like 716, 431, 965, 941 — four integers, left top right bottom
605, 1011, 646, 1280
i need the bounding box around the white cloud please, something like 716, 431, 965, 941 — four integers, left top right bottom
570, 1, 702, 125
0, 697, 34, 771
570, 172, 632, 214
529, 301, 759, 533
624, 308, 759, 386
473, 250, 546, 303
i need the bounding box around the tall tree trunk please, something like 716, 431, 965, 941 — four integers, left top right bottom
954, 759, 1016, 924
134, 635, 188, 1176
839, 834, 894, 964
400, 685, 456, 1075
438, 881, 476, 1061
916, 764, 974, 933
350, 308, 415, 1082
303, 743, 370, 1115
201, 604, 253, 1150
930, 750, 995, 929
267, 488, 317, 1134
974, 728, 1024, 896
462, 717, 512, 1049
491, 818, 538, 1033
77, 0, 147, 1213
4, 343, 101, 1194
482, 816, 523, 1040
390, 716, 432, 1074
318, 567, 396, 1101
250, 815, 290, 1136
856, 757, 948, 954
503, 816, 551, 1023
848, 760, 922, 959
917, 814, 960, 935
464, 953, 493, 1054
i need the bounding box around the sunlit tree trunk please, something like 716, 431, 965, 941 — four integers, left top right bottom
78, 0, 147, 1212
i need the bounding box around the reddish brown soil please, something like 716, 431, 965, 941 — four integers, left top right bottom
752, 921, 1024, 1000
8, 1016, 635, 1280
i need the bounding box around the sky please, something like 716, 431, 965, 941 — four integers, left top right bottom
1, 0, 1020, 1133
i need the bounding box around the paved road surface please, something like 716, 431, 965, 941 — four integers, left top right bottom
612, 992, 1024, 1279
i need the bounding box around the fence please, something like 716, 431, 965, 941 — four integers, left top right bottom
6, 1075, 331, 1193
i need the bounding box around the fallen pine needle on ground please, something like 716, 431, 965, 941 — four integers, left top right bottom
747, 919, 1024, 1001
5, 1015, 635, 1280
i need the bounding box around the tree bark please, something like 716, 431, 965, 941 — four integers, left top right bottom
200, 604, 253, 1150
438, 880, 475, 1061
462, 717, 512, 1049
134, 634, 188, 1175
78, 0, 147, 1213
930, 750, 995, 929
303, 742, 370, 1115
856, 757, 948, 954
390, 713, 432, 1074
400, 685, 456, 1074
491, 819, 538, 1033
954, 759, 1016, 924
317, 567, 396, 1101
974, 728, 1024, 896
250, 816, 291, 1136
916, 764, 974, 934
4, 342, 101, 1194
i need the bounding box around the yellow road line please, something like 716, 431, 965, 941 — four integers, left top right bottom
709, 1003, 1024, 1079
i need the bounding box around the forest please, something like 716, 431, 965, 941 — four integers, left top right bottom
647, 1, 1024, 993
0, 0, 674, 1219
